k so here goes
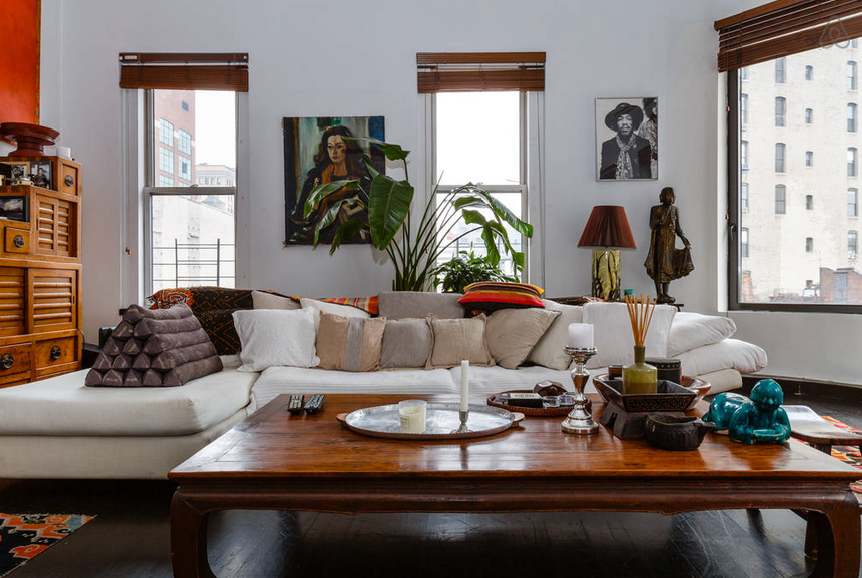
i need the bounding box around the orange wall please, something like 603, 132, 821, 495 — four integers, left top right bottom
0, 0, 40, 124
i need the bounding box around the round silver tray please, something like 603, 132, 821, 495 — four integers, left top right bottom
336, 403, 525, 440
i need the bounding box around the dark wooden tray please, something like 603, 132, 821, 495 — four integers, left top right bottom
487, 389, 591, 417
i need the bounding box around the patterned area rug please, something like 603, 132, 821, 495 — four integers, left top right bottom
813, 417, 862, 495
0, 513, 93, 577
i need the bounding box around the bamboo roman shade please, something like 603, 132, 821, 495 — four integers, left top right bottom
716, 0, 862, 71
417, 52, 545, 93
119, 53, 249, 91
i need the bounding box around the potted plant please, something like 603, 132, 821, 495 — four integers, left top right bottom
431, 250, 517, 293
305, 139, 532, 291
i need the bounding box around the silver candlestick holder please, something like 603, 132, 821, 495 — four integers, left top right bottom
561, 346, 599, 435
452, 409, 470, 434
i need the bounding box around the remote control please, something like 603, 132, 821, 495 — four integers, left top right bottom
287, 395, 304, 415
304, 394, 325, 415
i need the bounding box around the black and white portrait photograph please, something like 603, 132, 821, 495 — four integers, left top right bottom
596, 97, 658, 181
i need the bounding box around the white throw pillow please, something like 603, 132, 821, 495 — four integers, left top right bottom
252, 290, 300, 310
300, 297, 370, 331
666, 312, 737, 357
527, 300, 585, 370
233, 308, 319, 372
676, 338, 767, 376
582, 302, 676, 369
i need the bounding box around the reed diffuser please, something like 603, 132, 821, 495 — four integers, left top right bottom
622, 294, 658, 394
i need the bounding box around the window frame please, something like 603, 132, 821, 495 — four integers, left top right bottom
774, 184, 786, 214
774, 97, 785, 126
849, 61, 858, 90
850, 188, 859, 217
774, 143, 785, 173
142, 89, 239, 296
727, 68, 862, 313
849, 103, 858, 133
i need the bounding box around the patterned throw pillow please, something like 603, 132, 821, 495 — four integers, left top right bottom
458, 281, 545, 311
315, 311, 385, 372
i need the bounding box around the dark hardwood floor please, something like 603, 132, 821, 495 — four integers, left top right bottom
2, 381, 861, 578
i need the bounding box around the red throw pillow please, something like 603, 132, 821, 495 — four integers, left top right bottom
458, 282, 545, 311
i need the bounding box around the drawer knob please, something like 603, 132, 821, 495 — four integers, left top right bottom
64, 175, 74, 187
12, 234, 24, 248
1, 353, 14, 370
50, 346, 62, 361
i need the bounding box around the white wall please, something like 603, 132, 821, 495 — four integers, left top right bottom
41, 0, 862, 385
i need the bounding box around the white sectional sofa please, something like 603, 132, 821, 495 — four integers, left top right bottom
0, 293, 766, 480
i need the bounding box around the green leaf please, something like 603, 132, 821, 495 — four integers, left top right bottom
303, 180, 359, 217
328, 219, 369, 254
454, 192, 533, 238
345, 137, 410, 161
368, 173, 414, 250
312, 199, 362, 245
362, 154, 380, 179
481, 225, 501, 266
461, 209, 487, 226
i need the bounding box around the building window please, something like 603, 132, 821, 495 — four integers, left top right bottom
181, 100, 189, 111
804, 108, 813, 124
805, 237, 814, 252
741, 140, 749, 169
775, 57, 786, 83
740, 93, 749, 125
850, 189, 859, 216
848, 61, 857, 90
179, 156, 191, 180
741, 228, 749, 258
774, 185, 786, 214
849, 231, 858, 256
775, 143, 785, 173
159, 119, 173, 146
178, 129, 192, 155
806, 151, 813, 166
740, 66, 748, 80
159, 175, 174, 187
805, 195, 813, 210
849, 103, 858, 132
741, 182, 749, 213
853, 39, 860, 49
159, 147, 174, 173
775, 97, 786, 126
849, 148, 857, 176
805, 65, 813, 80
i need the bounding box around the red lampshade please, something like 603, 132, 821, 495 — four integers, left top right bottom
577, 205, 637, 249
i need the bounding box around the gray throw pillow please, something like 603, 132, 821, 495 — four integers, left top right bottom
378, 291, 464, 320
380, 318, 433, 369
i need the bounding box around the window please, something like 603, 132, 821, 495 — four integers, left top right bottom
774, 97, 785, 126
181, 100, 189, 111
849, 61, 857, 90
775, 58, 786, 82
159, 175, 174, 187
740, 66, 748, 80
849, 104, 857, 132
774, 185, 786, 214
159, 146, 174, 173
805, 151, 813, 166
741, 140, 749, 169
805, 65, 813, 80
159, 119, 173, 146
741, 228, 749, 258
775, 143, 785, 173
805, 195, 813, 210
178, 129, 192, 154
805, 237, 814, 252
740, 93, 748, 125
804, 108, 813, 124
853, 39, 860, 49
740, 182, 749, 213
850, 189, 859, 216
179, 156, 191, 180
849, 231, 858, 256
849, 148, 857, 176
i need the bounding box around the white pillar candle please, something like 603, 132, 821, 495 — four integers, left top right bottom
460, 360, 469, 412
567, 323, 594, 349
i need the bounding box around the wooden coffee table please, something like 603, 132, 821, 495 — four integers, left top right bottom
169, 394, 862, 578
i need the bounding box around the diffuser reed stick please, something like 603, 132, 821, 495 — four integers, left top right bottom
624, 294, 656, 346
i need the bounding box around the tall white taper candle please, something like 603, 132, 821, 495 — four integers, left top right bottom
460, 360, 469, 412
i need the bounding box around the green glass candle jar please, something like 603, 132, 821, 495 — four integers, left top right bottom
623, 345, 657, 394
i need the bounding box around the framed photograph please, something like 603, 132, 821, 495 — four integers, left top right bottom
0, 196, 29, 222
29, 160, 51, 188
0, 162, 30, 184
283, 116, 385, 246
596, 97, 657, 181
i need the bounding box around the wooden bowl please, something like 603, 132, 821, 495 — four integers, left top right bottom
0, 122, 60, 157
593, 374, 710, 411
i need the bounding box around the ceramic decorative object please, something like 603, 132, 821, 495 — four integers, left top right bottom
644, 414, 715, 451
703, 379, 791, 445
0, 123, 60, 157
622, 295, 657, 394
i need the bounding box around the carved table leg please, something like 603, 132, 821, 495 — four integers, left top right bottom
807, 492, 861, 578
171, 491, 216, 578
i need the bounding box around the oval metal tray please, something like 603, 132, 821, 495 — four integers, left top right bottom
336, 403, 525, 440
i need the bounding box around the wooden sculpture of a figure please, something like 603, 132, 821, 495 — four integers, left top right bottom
645, 187, 694, 304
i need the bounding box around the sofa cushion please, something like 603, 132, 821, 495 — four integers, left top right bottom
426, 315, 494, 369
378, 291, 464, 320
448, 364, 599, 396
250, 366, 458, 410
300, 297, 370, 330
0, 368, 257, 436
484, 308, 560, 369
458, 282, 545, 311
149, 286, 253, 313
196, 308, 244, 355
667, 312, 737, 357
582, 302, 676, 369
233, 308, 319, 372
251, 290, 300, 310
527, 300, 585, 370
316, 312, 385, 372
379, 318, 432, 369
676, 338, 767, 376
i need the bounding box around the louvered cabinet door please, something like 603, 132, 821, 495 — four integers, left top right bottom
27, 269, 78, 333
0, 267, 26, 337
35, 194, 76, 258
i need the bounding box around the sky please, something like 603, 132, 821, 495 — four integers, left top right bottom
194, 90, 236, 167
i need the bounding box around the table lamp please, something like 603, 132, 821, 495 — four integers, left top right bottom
577, 205, 637, 300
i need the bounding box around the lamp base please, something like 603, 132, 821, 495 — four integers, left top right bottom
591, 249, 621, 301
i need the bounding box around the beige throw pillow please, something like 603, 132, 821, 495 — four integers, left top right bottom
380, 318, 433, 369
485, 308, 561, 369
316, 311, 385, 372
426, 315, 494, 369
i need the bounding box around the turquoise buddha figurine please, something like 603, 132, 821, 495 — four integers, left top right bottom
703, 379, 791, 445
